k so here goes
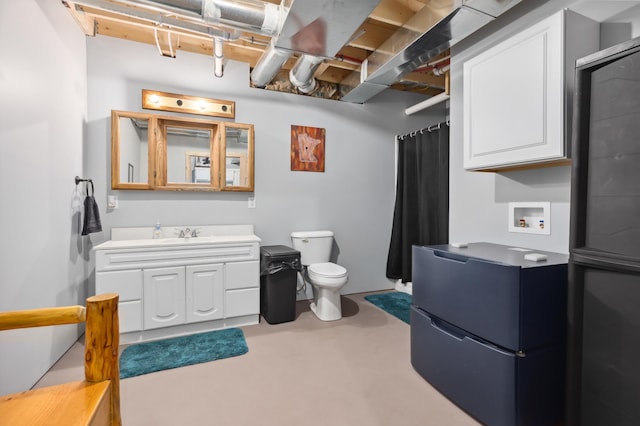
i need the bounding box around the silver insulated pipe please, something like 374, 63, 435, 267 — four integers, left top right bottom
123, 0, 284, 35
203, 0, 282, 35
288, 55, 324, 94
250, 42, 291, 88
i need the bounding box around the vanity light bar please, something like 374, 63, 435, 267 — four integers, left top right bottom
142, 89, 235, 119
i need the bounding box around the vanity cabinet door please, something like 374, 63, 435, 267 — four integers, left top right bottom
186, 264, 224, 323
225, 261, 259, 318
96, 269, 143, 333
143, 266, 186, 330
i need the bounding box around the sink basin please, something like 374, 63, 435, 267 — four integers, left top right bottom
159, 237, 201, 243
153, 235, 261, 246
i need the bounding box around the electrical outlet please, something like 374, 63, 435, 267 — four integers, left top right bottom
107, 195, 119, 209
248, 196, 256, 209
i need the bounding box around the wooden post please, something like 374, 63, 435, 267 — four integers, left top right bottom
84, 293, 121, 426
445, 70, 450, 96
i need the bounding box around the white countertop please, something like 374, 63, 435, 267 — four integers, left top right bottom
93, 224, 261, 250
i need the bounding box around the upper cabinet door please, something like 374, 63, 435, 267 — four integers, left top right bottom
463, 10, 599, 171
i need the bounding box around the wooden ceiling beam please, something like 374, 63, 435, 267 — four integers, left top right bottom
402, 71, 446, 88
63, 2, 96, 36
316, 66, 351, 85
348, 21, 396, 51
62, 0, 449, 99
390, 83, 444, 97
369, 0, 416, 27
94, 16, 274, 66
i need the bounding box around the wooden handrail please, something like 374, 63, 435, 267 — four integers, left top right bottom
0, 305, 86, 331
0, 293, 121, 426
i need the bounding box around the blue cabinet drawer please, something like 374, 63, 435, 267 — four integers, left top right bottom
410, 306, 564, 426
412, 244, 567, 351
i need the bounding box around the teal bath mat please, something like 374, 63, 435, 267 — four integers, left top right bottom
120, 328, 248, 379
364, 291, 411, 324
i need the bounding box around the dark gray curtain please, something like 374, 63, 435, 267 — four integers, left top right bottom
386, 123, 449, 283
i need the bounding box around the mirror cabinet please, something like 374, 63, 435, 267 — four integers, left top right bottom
111, 110, 254, 192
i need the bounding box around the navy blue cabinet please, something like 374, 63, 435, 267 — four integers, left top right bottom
411, 243, 568, 426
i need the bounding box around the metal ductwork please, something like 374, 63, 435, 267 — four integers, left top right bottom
73, 0, 378, 93
288, 55, 324, 93
340, 0, 523, 103
250, 41, 291, 88
250, 0, 381, 92
202, 0, 283, 35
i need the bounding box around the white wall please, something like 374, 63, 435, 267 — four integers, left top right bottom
85, 36, 446, 301
0, 0, 87, 394
449, 0, 640, 254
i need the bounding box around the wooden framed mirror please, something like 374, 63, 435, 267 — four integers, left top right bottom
155, 118, 220, 190
111, 110, 254, 192
111, 110, 154, 190
221, 123, 254, 192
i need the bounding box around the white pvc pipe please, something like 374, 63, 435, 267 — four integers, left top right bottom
404, 92, 450, 115
433, 64, 451, 76
214, 37, 224, 77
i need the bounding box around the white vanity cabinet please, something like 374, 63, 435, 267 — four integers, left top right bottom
94, 225, 260, 343
143, 264, 225, 329
463, 10, 599, 171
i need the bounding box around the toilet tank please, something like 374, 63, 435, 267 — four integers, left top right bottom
291, 230, 334, 265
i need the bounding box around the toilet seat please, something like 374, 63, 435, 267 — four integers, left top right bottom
308, 262, 347, 278
308, 262, 348, 288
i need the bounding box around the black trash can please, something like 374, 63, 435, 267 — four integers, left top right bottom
260, 245, 301, 324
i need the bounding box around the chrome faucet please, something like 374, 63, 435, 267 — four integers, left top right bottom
179, 228, 198, 238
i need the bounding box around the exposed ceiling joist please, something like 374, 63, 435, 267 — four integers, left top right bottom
62, 0, 523, 103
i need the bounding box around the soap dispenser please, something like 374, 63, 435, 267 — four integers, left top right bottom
153, 221, 162, 239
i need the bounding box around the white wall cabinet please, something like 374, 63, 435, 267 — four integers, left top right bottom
94, 227, 260, 343
463, 10, 599, 171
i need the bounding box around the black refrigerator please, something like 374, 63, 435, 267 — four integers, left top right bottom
567, 35, 640, 425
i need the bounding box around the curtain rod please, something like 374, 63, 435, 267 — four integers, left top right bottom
397, 120, 449, 140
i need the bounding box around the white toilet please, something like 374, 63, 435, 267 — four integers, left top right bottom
291, 230, 348, 321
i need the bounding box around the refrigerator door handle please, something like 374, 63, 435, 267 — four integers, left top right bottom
432, 250, 469, 264
572, 250, 640, 274
429, 316, 515, 356
430, 316, 466, 341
